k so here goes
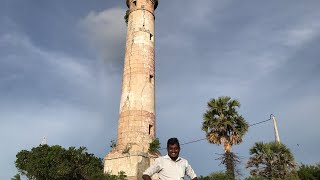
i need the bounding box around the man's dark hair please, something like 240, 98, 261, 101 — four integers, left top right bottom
167, 138, 180, 148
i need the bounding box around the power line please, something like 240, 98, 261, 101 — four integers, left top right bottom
249, 118, 272, 127
158, 117, 272, 150
181, 138, 207, 145
106, 117, 273, 159
159, 138, 207, 150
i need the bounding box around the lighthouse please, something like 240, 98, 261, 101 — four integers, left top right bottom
104, 0, 159, 179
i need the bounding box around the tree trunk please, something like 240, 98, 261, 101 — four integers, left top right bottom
223, 143, 234, 179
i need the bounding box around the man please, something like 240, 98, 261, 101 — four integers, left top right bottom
142, 138, 198, 180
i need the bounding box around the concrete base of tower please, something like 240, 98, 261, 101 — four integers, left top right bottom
104, 150, 159, 180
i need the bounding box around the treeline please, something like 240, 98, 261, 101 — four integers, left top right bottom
13, 144, 127, 180
198, 163, 320, 180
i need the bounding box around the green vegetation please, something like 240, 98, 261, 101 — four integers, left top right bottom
124, 10, 130, 25
246, 141, 296, 179
297, 163, 320, 180
202, 96, 249, 179
15, 144, 127, 180
245, 176, 264, 180
198, 171, 234, 180
110, 140, 116, 149
198, 144, 319, 180
149, 138, 161, 154
105, 171, 128, 180
11, 174, 21, 180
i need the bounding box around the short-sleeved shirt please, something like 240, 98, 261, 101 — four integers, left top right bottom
143, 155, 197, 180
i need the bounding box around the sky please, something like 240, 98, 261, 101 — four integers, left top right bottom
1, 0, 320, 179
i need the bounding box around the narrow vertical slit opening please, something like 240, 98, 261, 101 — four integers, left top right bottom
149, 74, 154, 83
150, 33, 154, 41
133, 0, 137, 6
149, 125, 152, 135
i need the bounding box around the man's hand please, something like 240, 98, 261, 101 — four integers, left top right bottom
142, 174, 152, 180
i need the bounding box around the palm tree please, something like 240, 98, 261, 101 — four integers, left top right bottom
246, 141, 296, 179
202, 96, 249, 178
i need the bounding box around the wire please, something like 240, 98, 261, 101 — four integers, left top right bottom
249, 118, 272, 127
181, 138, 207, 145
159, 138, 207, 150
158, 117, 272, 150
105, 117, 273, 159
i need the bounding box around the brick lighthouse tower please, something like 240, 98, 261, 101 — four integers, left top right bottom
104, 0, 159, 179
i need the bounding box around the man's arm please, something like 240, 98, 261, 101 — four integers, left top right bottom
142, 174, 152, 180
141, 158, 161, 180
186, 161, 198, 180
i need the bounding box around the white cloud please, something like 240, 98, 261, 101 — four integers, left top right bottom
282, 10, 320, 47
285, 24, 320, 47
79, 8, 126, 71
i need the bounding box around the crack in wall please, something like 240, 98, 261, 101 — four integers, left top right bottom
140, 8, 147, 116
120, 14, 134, 114
119, 7, 136, 148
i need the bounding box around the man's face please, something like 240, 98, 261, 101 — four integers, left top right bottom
167, 143, 180, 160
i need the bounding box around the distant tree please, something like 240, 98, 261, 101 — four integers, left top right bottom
245, 176, 264, 180
198, 175, 210, 180
284, 171, 300, 180
105, 171, 128, 180
198, 172, 233, 180
246, 142, 296, 179
246, 174, 299, 180
202, 96, 249, 179
15, 144, 127, 180
245, 171, 300, 180
297, 163, 320, 180
209, 171, 233, 180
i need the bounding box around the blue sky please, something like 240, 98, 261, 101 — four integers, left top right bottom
1, 0, 320, 179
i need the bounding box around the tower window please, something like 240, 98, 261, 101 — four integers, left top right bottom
133, 0, 137, 6
150, 33, 154, 41
149, 74, 154, 82
149, 124, 155, 137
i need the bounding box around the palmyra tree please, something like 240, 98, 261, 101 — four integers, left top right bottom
202, 96, 249, 179
246, 141, 296, 179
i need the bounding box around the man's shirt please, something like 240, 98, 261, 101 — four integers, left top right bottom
143, 155, 197, 180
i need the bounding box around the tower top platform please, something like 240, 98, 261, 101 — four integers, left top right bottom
126, 0, 158, 10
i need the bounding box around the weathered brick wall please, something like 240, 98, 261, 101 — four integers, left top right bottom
104, 0, 159, 179
117, 0, 157, 154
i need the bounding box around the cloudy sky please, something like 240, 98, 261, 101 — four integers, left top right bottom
1, 0, 320, 179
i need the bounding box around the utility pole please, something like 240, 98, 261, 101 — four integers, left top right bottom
271, 114, 281, 144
